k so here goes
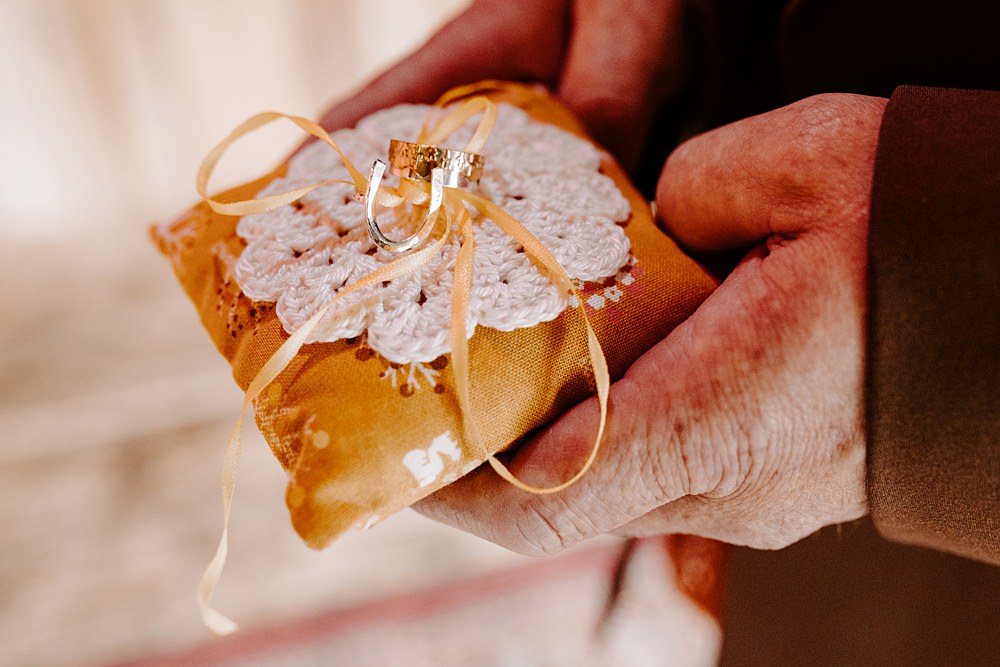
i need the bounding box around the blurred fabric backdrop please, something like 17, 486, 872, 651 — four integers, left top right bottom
0, 1, 580, 665
0, 3, 730, 666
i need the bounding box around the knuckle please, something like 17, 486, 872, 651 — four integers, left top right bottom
705, 423, 755, 499
634, 427, 680, 506
661, 414, 719, 498
753, 97, 842, 204
779, 93, 883, 212
699, 400, 772, 501
788, 93, 870, 145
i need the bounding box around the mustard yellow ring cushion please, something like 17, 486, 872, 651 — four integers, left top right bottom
152, 81, 717, 551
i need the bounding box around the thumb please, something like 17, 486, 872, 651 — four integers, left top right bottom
557, 0, 689, 172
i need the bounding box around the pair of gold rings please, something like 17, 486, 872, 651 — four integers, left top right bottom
364, 140, 485, 252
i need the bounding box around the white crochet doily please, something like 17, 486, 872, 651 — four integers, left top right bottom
234, 103, 631, 364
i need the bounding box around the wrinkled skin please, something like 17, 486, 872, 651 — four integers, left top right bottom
418, 93, 885, 553
317, 0, 887, 554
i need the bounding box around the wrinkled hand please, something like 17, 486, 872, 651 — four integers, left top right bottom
416, 93, 888, 553
317, 0, 689, 172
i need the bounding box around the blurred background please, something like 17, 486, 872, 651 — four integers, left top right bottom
0, 2, 724, 666
0, 0, 529, 664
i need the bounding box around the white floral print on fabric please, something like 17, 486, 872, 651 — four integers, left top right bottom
402, 432, 462, 488
233, 103, 632, 364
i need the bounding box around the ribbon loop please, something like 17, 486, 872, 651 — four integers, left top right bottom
197, 112, 368, 216
420, 97, 498, 155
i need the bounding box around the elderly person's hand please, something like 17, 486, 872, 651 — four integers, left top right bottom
317, 0, 690, 172
415, 93, 888, 553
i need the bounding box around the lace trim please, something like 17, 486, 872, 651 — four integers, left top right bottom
233, 103, 631, 363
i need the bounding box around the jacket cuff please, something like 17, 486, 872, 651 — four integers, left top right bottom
866, 85, 1000, 565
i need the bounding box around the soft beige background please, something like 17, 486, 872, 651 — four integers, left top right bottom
0, 1, 588, 665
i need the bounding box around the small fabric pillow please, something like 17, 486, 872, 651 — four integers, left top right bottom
152, 82, 716, 549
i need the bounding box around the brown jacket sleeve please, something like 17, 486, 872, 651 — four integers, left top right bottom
867, 85, 1000, 565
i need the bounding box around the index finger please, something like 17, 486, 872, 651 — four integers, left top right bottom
655, 94, 886, 251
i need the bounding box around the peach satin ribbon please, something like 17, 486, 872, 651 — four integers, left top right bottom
194, 88, 609, 634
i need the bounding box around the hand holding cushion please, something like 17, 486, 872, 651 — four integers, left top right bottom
417, 94, 888, 552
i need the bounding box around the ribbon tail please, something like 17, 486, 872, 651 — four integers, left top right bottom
487, 319, 609, 494
457, 191, 612, 494
449, 204, 487, 459
197, 412, 245, 635
195, 300, 331, 636
196, 217, 453, 634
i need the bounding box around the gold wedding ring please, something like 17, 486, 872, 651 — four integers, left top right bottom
364, 140, 487, 253
387, 140, 485, 189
